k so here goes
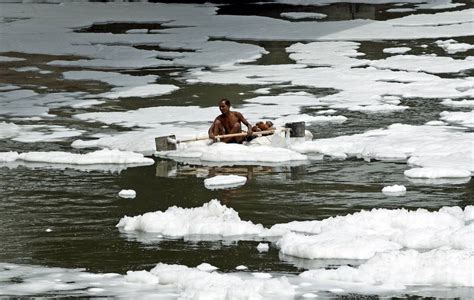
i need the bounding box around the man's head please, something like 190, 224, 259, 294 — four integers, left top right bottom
218, 99, 231, 114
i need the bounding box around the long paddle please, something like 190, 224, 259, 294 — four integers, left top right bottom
155, 129, 276, 151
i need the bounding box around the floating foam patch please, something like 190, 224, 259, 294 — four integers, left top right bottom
100, 84, 179, 99
116, 199, 266, 238
382, 184, 406, 195
300, 248, 474, 288
382, 47, 411, 54
117, 199, 474, 260
281, 12, 327, 20
440, 110, 474, 128
118, 189, 136, 199
1, 149, 154, 167
290, 123, 473, 175
436, 39, 474, 54
404, 167, 471, 179
204, 175, 247, 190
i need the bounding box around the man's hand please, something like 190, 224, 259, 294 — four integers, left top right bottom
246, 126, 253, 136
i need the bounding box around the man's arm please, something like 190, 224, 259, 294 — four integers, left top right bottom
208, 123, 215, 139
237, 112, 252, 135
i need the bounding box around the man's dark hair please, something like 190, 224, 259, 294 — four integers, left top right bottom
219, 99, 231, 106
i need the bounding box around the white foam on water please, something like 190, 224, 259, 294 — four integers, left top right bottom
0, 84, 20, 91
386, 8, 417, 13
0, 2, 472, 298
281, 12, 327, 20
271, 0, 460, 10
415, 0, 465, 10
275, 205, 474, 259
404, 167, 471, 179
0, 121, 84, 143
347, 104, 408, 113
2, 202, 472, 297
436, 39, 474, 54
0, 4, 472, 76
287, 41, 367, 68
118, 189, 136, 199
369, 55, 474, 74
150, 263, 293, 298
204, 175, 247, 190
196, 263, 218, 272
290, 123, 473, 176
300, 248, 474, 288
126, 28, 148, 34
1, 149, 154, 168
116, 199, 266, 238
0, 90, 90, 117
441, 98, 474, 108
275, 114, 347, 125
0, 262, 291, 298
439, 110, 474, 128
12, 66, 41, 72
257, 243, 270, 253
302, 292, 319, 298
0, 56, 25, 62
188, 59, 471, 112
74, 106, 217, 128
0, 152, 19, 162
382, 184, 406, 195
382, 47, 411, 54
99, 84, 179, 99
117, 199, 474, 259
62, 71, 158, 87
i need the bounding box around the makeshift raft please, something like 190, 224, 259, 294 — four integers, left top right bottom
155, 122, 312, 151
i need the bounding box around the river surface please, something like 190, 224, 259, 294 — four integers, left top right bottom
0, 1, 473, 298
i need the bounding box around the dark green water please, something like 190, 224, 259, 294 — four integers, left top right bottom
0, 1, 473, 298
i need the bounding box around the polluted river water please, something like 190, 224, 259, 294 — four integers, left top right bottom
0, 0, 473, 298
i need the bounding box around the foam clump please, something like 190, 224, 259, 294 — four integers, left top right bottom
116, 199, 266, 238
116, 199, 474, 261
382, 185, 406, 195
300, 248, 474, 288
436, 39, 474, 54
441, 98, 474, 108
440, 110, 474, 128
0, 262, 294, 298
196, 263, 218, 272
382, 47, 411, 54
118, 189, 136, 199
281, 12, 327, 20
404, 167, 471, 179
1, 149, 154, 167
275, 205, 474, 260
0, 151, 19, 162
150, 263, 294, 298
16, 149, 154, 165
257, 243, 270, 252
204, 175, 247, 190
125, 270, 159, 284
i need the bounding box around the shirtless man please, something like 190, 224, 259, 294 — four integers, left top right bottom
208, 99, 253, 143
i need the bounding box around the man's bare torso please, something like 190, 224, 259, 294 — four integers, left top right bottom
216, 111, 242, 133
